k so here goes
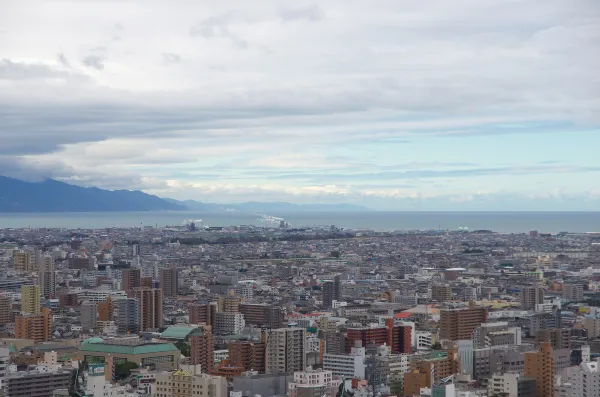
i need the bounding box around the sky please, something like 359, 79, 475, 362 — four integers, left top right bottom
1, 0, 599, 210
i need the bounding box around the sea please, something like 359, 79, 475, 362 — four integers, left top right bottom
1, 211, 600, 233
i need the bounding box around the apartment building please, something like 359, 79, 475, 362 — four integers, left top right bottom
15, 307, 52, 342
265, 328, 307, 374
439, 302, 488, 341
189, 302, 217, 326
152, 368, 227, 397
239, 303, 283, 329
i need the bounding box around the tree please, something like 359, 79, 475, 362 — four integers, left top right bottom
114, 361, 138, 380
432, 342, 442, 350
175, 341, 190, 357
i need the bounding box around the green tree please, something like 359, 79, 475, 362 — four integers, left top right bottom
114, 361, 138, 380
175, 341, 190, 357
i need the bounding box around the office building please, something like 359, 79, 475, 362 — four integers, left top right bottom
152, 369, 227, 397
5, 369, 73, 397
228, 341, 266, 373
58, 292, 79, 308
214, 312, 245, 335
431, 284, 452, 303
583, 317, 600, 338
524, 342, 555, 397
159, 266, 179, 297
98, 296, 112, 321
570, 361, 600, 397
322, 275, 342, 308
0, 295, 11, 326
130, 288, 163, 331
188, 302, 217, 326
265, 328, 307, 374
529, 307, 562, 337
288, 368, 339, 397
345, 318, 411, 354
239, 303, 283, 329
217, 295, 242, 313
439, 302, 488, 341
473, 322, 521, 349
323, 341, 366, 379
15, 307, 52, 342
562, 283, 584, 302
21, 285, 41, 315
80, 338, 180, 371
487, 373, 537, 397
536, 328, 571, 350
234, 283, 254, 300
403, 350, 460, 394
115, 297, 140, 334
121, 268, 141, 292
13, 250, 34, 273
38, 254, 56, 299
189, 325, 214, 373
520, 285, 545, 310
81, 301, 98, 332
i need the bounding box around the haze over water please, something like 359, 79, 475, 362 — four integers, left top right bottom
1, 211, 600, 233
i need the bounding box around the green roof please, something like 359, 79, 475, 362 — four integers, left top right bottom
160, 326, 200, 340
80, 341, 179, 355
81, 337, 104, 346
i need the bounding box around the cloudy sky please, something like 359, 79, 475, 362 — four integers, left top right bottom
1, 0, 599, 210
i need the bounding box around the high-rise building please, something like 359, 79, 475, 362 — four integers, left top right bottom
345, 319, 411, 354
189, 302, 217, 326
81, 302, 98, 332
38, 254, 55, 299
59, 292, 79, 308
239, 303, 283, 329
121, 268, 141, 292
562, 283, 584, 302
322, 275, 342, 308
288, 368, 339, 397
141, 276, 154, 289
13, 250, 34, 273
570, 361, 600, 397
584, 317, 600, 338
536, 328, 571, 350
265, 327, 307, 374
21, 285, 40, 315
439, 302, 488, 341
159, 266, 179, 297
431, 284, 452, 303
98, 296, 112, 321
130, 288, 163, 331
0, 295, 11, 326
189, 325, 214, 373
228, 341, 266, 373
520, 284, 545, 310
214, 312, 245, 335
217, 295, 242, 313
524, 342, 555, 397
115, 298, 140, 334
472, 322, 522, 349
15, 307, 52, 342
5, 369, 74, 397
153, 368, 227, 397
403, 350, 461, 393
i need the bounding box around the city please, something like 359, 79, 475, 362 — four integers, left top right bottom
0, 224, 599, 396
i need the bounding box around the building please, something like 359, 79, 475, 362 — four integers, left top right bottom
322, 275, 342, 309
115, 298, 140, 334
217, 295, 242, 313
0, 347, 8, 391
562, 283, 584, 302
141, 276, 153, 289
487, 373, 537, 397
529, 308, 562, 337
431, 284, 452, 303
570, 361, 600, 397
15, 308, 52, 342
232, 372, 294, 397
80, 337, 180, 370
0, 295, 11, 326
403, 350, 460, 395
472, 322, 521, 349
38, 255, 55, 299
288, 368, 340, 397
524, 342, 555, 397
322, 341, 366, 379
129, 288, 163, 331
583, 317, 600, 338
21, 285, 41, 315
77, 290, 127, 303
5, 369, 73, 397
439, 302, 488, 341
235, 283, 254, 300
98, 296, 113, 321
346, 318, 411, 354
239, 303, 283, 329
265, 328, 307, 374
13, 250, 34, 273
189, 325, 214, 373
214, 312, 245, 335
58, 292, 79, 308
159, 266, 179, 297
228, 342, 266, 373
520, 285, 545, 310
81, 301, 98, 332
536, 328, 571, 350
121, 268, 141, 292
152, 369, 227, 397
189, 302, 217, 326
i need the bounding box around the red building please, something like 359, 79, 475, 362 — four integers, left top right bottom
346, 318, 411, 353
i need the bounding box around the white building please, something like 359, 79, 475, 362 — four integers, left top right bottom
570, 361, 600, 397
323, 344, 366, 379
77, 289, 127, 303
0, 347, 9, 390
214, 349, 229, 365
288, 368, 340, 397
307, 335, 321, 353
416, 331, 433, 350
488, 373, 523, 397
214, 312, 245, 335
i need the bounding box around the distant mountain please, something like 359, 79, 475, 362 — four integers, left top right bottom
0, 176, 185, 212
174, 199, 370, 212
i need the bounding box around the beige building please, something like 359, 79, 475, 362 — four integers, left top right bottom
38, 254, 55, 299
217, 295, 242, 313
152, 368, 227, 397
524, 342, 555, 397
80, 338, 180, 370
15, 307, 52, 342
584, 318, 600, 338
431, 284, 452, 303
439, 302, 487, 341
159, 266, 179, 297
13, 250, 34, 273
265, 327, 307, 374
21, 285, 41, 315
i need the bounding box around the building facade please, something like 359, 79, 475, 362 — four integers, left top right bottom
265, 328, 307, 374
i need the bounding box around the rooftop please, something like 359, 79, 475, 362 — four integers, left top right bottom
80, 339, 179, 355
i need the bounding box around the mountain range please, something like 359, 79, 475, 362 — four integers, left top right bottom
0, 176, 368, 213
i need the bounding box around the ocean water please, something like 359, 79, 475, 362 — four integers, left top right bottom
1, 211, 600, 233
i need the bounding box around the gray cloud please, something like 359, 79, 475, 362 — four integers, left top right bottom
279, 5, 325, 22
82, 55, 105, 70
162, 52, 182, 65
190, 13, 248, 49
